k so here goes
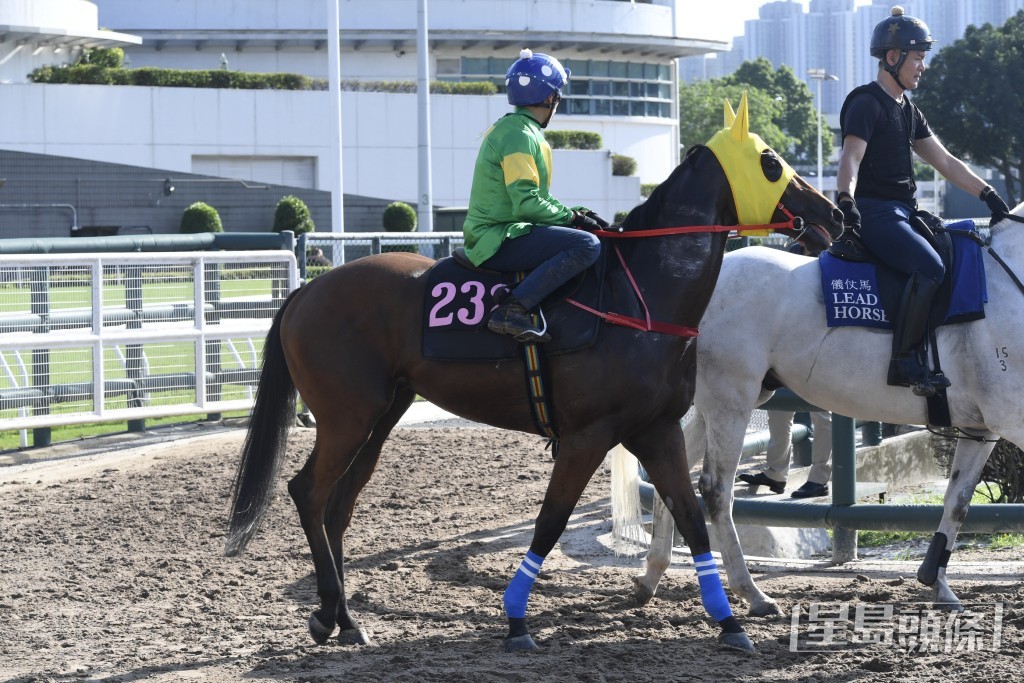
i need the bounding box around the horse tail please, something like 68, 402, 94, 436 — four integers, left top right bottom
608, 444, 646, 556
225, 289, 300, 557
683, 410, 707, 473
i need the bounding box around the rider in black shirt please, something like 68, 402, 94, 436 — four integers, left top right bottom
836, 6, 1011, 397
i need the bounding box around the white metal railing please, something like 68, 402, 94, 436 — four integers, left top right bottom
0, 251, 297, 432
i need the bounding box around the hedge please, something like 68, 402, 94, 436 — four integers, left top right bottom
611, 154, 638, 177
28, 65, 497, 95
545, 130, 602, 150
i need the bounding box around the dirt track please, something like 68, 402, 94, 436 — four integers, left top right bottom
2, 425, 1023, 682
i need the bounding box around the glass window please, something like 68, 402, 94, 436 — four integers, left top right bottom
630, 100, 646, 116
591, 60, 609, 77
660, 102, 672, 118
567, 98, 591, 115
462, 57, 491, 76
571, 79, 590, 95
609, 61, 627, 78
629, 82, 644, 98
590, 81, 610, 96
644, 63, 658, 80
627, 62, 644, 79
612, 81, 629, 97
658, 83, 671, 99
646, 82, 661, 98
658, 64, 670, 81
593, 99, 611, 115
567, 59, 589, 76
436, 59, 460, 76
613, 100, 630, 116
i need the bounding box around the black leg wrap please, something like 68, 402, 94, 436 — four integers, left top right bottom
917, 532, 948, 586
719, 616, 744, 634
938, 548, 951, 569
507, 617, 529, 639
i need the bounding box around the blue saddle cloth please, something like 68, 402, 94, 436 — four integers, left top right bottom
820, 220, 987, 329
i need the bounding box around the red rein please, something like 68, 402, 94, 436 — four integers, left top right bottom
566, 203, 802, 338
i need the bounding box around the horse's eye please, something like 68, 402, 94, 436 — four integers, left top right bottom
760, 149, 783, 183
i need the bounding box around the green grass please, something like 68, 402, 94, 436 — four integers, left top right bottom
0, 409, 251, 451
857, 529, 928, 547
1, 276, 274, 311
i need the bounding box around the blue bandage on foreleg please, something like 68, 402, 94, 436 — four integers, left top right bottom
503, 550, 545, 619
693, 551, 733, 622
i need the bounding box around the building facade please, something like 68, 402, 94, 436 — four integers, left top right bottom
1, 0, 727, 235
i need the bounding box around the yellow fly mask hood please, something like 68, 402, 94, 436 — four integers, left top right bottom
705, 92, 796, 233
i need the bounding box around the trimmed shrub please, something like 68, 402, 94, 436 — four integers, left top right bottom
180, 202, 223, 234
611, 154, 638, 177
641, 183, 659, 198
382, 201, 418, 254
78, 47, 124, 68
614, 210, 630, 225
28, 65, 497, 96
545, 130, 602, 150
273, 195, 315, 235
383, 201, 417, 231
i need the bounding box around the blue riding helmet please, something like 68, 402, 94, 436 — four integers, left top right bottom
505, 49, 570, 107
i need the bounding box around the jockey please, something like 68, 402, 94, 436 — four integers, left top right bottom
463, 49, 606, 343
836, 5, 1011, 397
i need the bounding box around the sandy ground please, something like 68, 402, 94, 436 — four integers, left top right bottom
2, 421, 1024, 683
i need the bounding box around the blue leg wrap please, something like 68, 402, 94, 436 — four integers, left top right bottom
503, 550, 545, 619
693, 552, 733, 622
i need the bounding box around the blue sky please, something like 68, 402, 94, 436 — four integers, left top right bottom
680, 0, 872, 42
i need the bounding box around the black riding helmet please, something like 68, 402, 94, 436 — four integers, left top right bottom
870, 6, 935, 90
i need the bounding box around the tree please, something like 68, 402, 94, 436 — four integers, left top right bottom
724, 58, 822, 163
914, 11, 1024, 205
678, 80, 791, 155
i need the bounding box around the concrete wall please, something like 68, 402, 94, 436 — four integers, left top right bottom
0, 84, 647, 223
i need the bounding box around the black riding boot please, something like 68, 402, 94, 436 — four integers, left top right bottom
488, 297, 551, 343
887, 273, 950, 397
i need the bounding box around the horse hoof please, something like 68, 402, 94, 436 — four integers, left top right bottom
748, 601, 782, 618
503, 633, 539, 652
718, 631, 755, 653
338, 627, 372, 646
633, 577, 656, 606
308, 613, 335, 645
933, 601, 964, 613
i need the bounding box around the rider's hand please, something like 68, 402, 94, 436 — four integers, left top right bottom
981, 185, 1010, 217
581, 210, 610, 229
837, 192, 861, 232
569, 210, 603, 232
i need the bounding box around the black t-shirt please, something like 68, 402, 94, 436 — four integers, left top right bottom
840, 82, 932, 205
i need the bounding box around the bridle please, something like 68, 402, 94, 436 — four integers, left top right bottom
566, 202, 811, 338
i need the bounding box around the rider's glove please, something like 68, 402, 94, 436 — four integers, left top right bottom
837, 192, 861, 233
569, 210, 604, 232
980, 185, 1010, 218
581, 209, 610, 229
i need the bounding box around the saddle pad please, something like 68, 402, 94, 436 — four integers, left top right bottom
820, 221, 986, 329
421, 254, 603, 362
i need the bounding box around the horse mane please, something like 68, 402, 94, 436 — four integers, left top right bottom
619, 145, 706, 231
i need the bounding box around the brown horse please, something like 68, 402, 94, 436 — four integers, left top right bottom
225, 96, 844, 653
